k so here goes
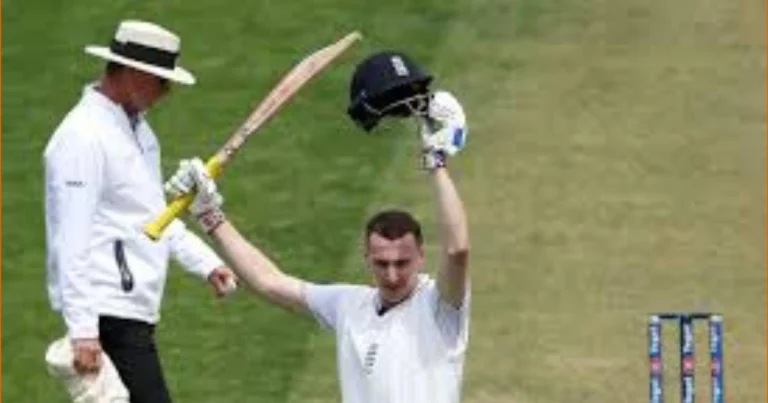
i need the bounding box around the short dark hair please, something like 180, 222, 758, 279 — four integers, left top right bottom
105, 61, 126, 76
365, 209, 423, 246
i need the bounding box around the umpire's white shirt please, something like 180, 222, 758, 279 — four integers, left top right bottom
306, 274, 470, 403
44, 85, 224, 340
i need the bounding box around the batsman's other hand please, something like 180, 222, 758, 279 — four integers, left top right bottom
164, 158, 226, 233
420, 90, 468, 170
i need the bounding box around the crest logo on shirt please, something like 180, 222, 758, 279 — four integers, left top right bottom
364, 342, 379, 375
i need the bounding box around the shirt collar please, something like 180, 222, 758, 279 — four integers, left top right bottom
81, 83, 146, 132
374, 274, 429, 315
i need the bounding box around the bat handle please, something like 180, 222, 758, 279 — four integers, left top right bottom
144, 194, 194, 240
143, 156, 225, 241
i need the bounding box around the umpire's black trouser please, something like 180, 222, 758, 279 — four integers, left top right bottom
99, 316, 172, 403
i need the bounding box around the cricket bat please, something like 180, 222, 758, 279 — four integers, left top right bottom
144, 31, 362, 240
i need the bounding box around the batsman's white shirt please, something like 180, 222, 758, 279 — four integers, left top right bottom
44, 85, 224, 339
305, 274, 470, 403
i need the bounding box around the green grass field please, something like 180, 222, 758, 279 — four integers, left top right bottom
3, 0, 765, 402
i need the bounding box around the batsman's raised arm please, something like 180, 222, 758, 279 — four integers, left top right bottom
431, 168, 470, 308
164, 159, 311, 316
211, 221, 309, 314
420, 91, 470, 308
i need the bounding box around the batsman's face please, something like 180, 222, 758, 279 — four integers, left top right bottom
366, 233, 424, 306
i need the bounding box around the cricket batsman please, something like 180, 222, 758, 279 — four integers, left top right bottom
165, 50, 471, 403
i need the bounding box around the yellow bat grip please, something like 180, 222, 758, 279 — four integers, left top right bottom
143, 156, 225, 241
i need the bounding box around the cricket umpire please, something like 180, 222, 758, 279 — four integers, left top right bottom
165, 50, 471, 403
44, 20, 236, 402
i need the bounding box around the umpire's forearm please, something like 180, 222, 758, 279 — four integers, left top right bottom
431, 168, 469, 255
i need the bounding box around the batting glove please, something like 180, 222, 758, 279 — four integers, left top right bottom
164, 158, 226, 233
420, 90, 468, 170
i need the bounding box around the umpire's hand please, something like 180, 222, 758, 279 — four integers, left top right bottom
72, 338, 102, 374
208, 266, 238, 298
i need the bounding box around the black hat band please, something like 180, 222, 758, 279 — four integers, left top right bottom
110, 39, 178, 69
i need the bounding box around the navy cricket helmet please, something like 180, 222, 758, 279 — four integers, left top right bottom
347, 50, 433, 131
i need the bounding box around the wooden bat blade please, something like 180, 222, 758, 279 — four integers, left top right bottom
144, 31, 362, 240
215, 31, 362, 164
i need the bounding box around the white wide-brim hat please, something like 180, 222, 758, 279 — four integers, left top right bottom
45, 337, 130, 403
85, 20, 195, 85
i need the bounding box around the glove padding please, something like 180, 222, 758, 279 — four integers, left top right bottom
420, 90, 468, 170
164, 158, 226, 233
